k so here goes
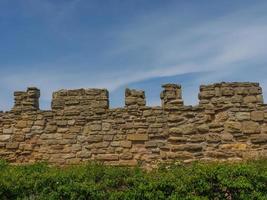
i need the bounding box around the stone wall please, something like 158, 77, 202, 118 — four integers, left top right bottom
0, 82, 267, 168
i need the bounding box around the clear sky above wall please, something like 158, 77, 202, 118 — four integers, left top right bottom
0, 0, 267, 110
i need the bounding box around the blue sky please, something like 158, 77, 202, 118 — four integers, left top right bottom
1, 0, 267, 110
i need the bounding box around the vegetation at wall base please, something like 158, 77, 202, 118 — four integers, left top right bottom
0, 159, 267, 200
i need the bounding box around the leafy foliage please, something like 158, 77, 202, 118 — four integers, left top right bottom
0, 160, 266, 199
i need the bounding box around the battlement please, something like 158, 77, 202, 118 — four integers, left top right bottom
1, 82, 267, 168
51, 88, 109, 115
199, 82, 263, 110
8, 82, 265, 114
12, 87, 40, 112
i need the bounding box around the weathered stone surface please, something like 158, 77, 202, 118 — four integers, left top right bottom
243, 96, 257, 103
220, 143, 247, 150
121, 141, 132, 148
0, 135, 11, 141
251, 111, 264, 121
120, 152, 133, 160
96, 154, 119, 161
242, 121, 260, 134
169, 127, 182, 135
168, 136, 188, 142
236, 112, 250, 121
225, 121, 242, 133
197, 124, 209, 133
127, 134, 148, 141
251, 134, 267, 144
0, 82, 267, 168
172, 144, 203, 152
6, 142, 19, 149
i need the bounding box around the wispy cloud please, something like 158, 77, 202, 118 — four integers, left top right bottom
1, 1, 267, 110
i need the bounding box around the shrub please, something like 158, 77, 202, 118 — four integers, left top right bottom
0, 160, 266, 199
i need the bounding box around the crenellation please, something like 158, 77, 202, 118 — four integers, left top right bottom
160, 84, 184, 111
125, 88, 146, 108
1, 82, 267, 168
12, 87, 40, 112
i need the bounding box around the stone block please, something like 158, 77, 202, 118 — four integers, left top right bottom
90, 124, 102, 131
127, 134, 148, 141
172, 144, 203, 152
6, 142, 19, 149
243, 96, 257, 104
182, 124, 196, 135
251, 111, 264, 121
220, 143, 247, 150
236, 112, 250, 121
242, 121, 260, 134
103, 135, 114, 141
3, 128, 13, 134
77, 151, 92, 158
225, 121, 242, 133
87, 135, 103, 143
120, 152, 133, 160
197, 124, 209, 133
169, 127, 183, 135
121, 141, 132, 148
0, 135, 11, 141
96, 154, 119, 161
251, 134, 267, 144
168, 137, 187, 142
102, 122, 111, 131
16, 120, 28, 128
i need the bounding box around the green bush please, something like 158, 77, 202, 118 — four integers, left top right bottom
0, 159, 266, 199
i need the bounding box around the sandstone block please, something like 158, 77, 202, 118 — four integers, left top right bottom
69, 126, 81, 133
169, 127, 182, 135
236, 112, 250, 121
96, 154, 119, 161
205, 134, 221, 143
110, 141, 120, 147
121, 141, 132, 148
221, 88, 234, 96
127, 134, 148, 141
87, 135, 103, 142
243, 96, 257, 104
182, 125, 196, 135
168, 137, 188, 142
103, 135, 114, 141
189, 135, 205, 143
3, 128, 13, 134
45, 125, 57, 132
6, 142, 19, 149
215, 112, 229, 122
145, 141, 158, 147
197, 124, 209, 133
261, 125, 267, 133
172, 144, 203, 152
16, 120, 28, 128
102, 122, 111, 131
68, 120, 76, 126
120, 152, 133, 160
251, 134, 267, 144
0, 135, 11, 141
225, 121, 242, 133
57, 121, 67, 126
57, 128, 68, 133
251, 111, 264, 121
90, 124, 102, 131
220, 143, 247, 150
242, 121, 260, 134
77, 151, 92, 158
